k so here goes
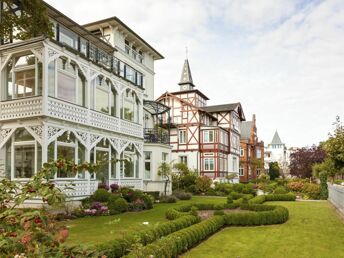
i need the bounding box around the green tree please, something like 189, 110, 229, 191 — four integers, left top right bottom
0, 0, 53, 43
323, 116, 344, 172
269, 162, 280, 180
158, 162, 173, 196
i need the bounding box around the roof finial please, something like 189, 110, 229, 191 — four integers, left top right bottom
185, 46, 188, 59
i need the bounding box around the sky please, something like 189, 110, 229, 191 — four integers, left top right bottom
46, 0, 344, 147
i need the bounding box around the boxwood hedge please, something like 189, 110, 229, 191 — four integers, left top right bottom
96, 214, 200, 257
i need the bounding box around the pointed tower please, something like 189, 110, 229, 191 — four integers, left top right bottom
178, 59, 195, 91
271, 131, 283, 146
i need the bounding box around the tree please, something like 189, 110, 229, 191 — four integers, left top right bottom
157, 162, 173, 196
0, 0, 53, 43
323, 116, 344, 171
269, 162, 280, 180
312, 158, 337, 179
289, 145, 326, 178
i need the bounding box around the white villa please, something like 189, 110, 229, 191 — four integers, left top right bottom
0, 2, 171, 199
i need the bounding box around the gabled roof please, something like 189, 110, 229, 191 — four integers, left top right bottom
178, 59, 194, 86
168, 89, 209, 100
271, 131, 283, 145
240, 121, 252, 140
82, 16, 164, 60
203, 103, 246, 121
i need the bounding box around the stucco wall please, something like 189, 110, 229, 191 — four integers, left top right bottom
328, 183, 344, 216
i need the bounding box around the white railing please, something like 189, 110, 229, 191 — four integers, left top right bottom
0, 97, 142, 138
0, 96, 43, 120
109, 179, 143, 190
328, 183, 344, 215
53, 179, 98, 200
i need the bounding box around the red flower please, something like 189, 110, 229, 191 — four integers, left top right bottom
20, 233, 31, 244
34, 218, 42, 225
8, 232, 17, 237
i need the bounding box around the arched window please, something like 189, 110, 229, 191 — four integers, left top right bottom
122, 89, 140, 123
3, 53, 42, 100
93, 76, 117, 117
3, 128, 42, 179
121, 143, 139, 178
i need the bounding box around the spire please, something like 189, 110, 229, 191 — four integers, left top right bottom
271, 130, 283, 145
178, 59, 194, 91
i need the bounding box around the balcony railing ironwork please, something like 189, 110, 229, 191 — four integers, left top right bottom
144, 128, 169, 144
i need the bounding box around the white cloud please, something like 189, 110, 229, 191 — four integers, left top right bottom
45, 0, 344, 147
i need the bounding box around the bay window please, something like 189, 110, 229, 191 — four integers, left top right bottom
203, 130, 214, 143
204, 157, 214, 171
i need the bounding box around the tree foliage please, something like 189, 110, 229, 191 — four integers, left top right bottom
269, 162, 280, 180
289, 145, 326, 178
0, 0, 53, 42
323, 116, 344, 170
157, 162, 173, 196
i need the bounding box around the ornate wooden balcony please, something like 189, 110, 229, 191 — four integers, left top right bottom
0, 96, 143, 138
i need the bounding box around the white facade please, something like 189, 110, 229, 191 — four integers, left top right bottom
0, 3, 169, 198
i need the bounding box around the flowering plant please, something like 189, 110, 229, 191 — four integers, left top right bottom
110, 183, 120, 193
84, 202, 109, 216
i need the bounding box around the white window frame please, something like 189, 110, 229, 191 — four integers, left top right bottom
179, 129, 187, 144
144, 151, 152, 180
179, 156, 187, 165
240, 147, 244, 157
204, 157, 215, 171
203, 130, 214, 143
239, 166, 244, 176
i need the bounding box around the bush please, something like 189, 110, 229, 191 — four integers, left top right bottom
84, 202, 109, 216
319, 172, 328, 200
227, 196, 233, 204
174, 191, 192, 200
287, 181, 304, 192
214, 210, 225, 216
125, 216, 225, 258
273, 186, 288, 194
81, 197, 92, 209
160, 195, 178, 203
97, 215, 200, 258
144, 191, 159, 201
107, 197, 128, 214
249, 193, 296, 204
190, 206, 199, 216
110, 183, 119, 193
92, 189, 111, 202
214, 183, 233, 195
120, 188, 144, 202
141, 194, 153, 209
107, 195, 121, 214
195, 176, 212, 193
302, 183, 321, 199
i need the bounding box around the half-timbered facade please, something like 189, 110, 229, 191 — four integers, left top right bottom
0, 2, 169, 198
157, 59, 245, 181
239, 115, 265, 182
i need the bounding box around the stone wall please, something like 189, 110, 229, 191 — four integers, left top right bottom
328, 183, 344, 215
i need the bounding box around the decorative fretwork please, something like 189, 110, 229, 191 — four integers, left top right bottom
120, 120, 143, 138
28, 126, 43, 141
47, 48, 60, 62
0, 97, 43, 120
90, 111, 120, 132
74, 130, 88, 146
47, 126, 64, 141
133, 142, 143, 156
119, 139, 130, 153
109, 138, 120, 153
0, 128, 13, 146
90, 134, 102, 148
47, 98, 88, 124
31, 48, 43, 62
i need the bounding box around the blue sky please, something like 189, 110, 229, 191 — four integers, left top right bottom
46, 0, 344, 147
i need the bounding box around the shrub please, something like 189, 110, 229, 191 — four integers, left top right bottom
81, 197, 92, 208
227, 196, 233, 204
185, 185, 197, 194
319, 172, 328, 200
144, 191, 159, 201
125, 216, 225, 258
107, 194, 121, 214
141, 194, 153, 209
242, 183, 255, 194
214, 203, 225, 210
214, 183, 233, 195
84, 202, 109, 216
98, 183, 109, 190
128, 199, 145, 212
97, 215, 200, 258
110, 183, 120, 193
120, 188, 144, 202
174, 191, 192, 200
249, 193, 296, 204
273, 186, 288, 194
214, 210, 225, 216
160, 195, 178, 203
302, 183, 321, 199
92, 188, 111, 202
232, 183, 245, 193
190, 206, 199, 216
108, 197, 128, 214
195, 176, 212, 193
229, 191, 244, 200
287, 181, 304, 192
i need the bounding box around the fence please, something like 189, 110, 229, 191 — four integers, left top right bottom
328, 183, 344, 215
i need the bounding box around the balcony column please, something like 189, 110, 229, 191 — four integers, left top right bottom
41, 47, 49, 164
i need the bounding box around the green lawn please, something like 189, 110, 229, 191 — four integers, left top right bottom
183, 201, 344, 258
64, 196, 225, 247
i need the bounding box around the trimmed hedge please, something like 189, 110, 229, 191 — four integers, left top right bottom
224, 204, 289, 226
124, 216, 225, 258
97, 215, 200, 257
249, 193, 296, 204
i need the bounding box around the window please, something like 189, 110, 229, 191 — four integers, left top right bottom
179, 130, 186, 144
4, 54, 42, 100
162, 152, 168, 162
232, 157, 237, 172
239, 166, 244, 176
59, 26, 78, 49
122, 89, 138, 122
256, 149, 262, 159
257, 169, 261, 176
179, 156, 187, 165
240, 147, 244, 157
144, 151, 151, 179
204, 158, 214, 171
203, 130, 214, 143
121, 144, 139, 178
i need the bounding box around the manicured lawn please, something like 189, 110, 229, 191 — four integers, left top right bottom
63, 196, 225, 247
183, 201, 344, 258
